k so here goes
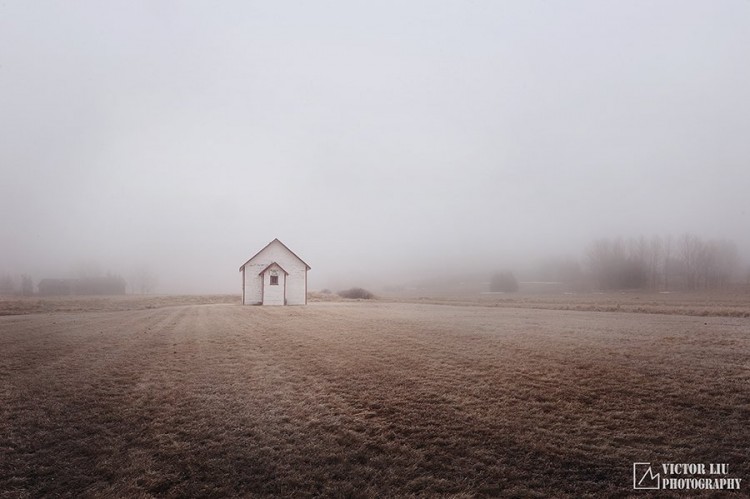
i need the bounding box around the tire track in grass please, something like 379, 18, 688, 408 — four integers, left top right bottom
87, 304, 313, 497
3, 303, 748, 497
225, 303, 750, 496
0, 306, 197, 497
204, 305, 536, 495
257, 307, 561, 495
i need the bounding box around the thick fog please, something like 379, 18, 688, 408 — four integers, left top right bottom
2, 1, 749, 294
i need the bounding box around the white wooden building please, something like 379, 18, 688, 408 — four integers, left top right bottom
239, 239, 311, 305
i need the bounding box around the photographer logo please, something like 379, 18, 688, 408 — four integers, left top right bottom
633, 463, 660, 490
633, 462, 741, 491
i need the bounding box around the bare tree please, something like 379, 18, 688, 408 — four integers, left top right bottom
647, 235, 662, 290
589, 233, 741, 292
628, 236, 647, 266
588, 238, 614, 289
678, 235, 738, 290
663, 235, 672, 291
680, 233, 703, 290
702, 239, 739, 288
588, 237, 647, 290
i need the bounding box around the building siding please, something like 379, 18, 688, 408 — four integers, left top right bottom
241, 240, 308, 305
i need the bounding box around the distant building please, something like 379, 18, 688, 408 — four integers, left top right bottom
239, 239, 310, 305
38, 276, 126, 296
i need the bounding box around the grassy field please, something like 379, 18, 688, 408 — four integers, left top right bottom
0, 294, 238, 316
1, 297, 748, 497
387, 289, 750, 318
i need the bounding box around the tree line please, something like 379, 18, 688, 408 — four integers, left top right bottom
587, 234, 740, 291
493, 233, 744, 293
0, 274, 33, 296
0, 264, 158, 296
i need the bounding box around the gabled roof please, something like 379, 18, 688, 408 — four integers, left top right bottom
258, 262, 288, 276
239, 238, 312, 271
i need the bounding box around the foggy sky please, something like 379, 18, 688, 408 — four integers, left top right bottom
2, 1, 749, 293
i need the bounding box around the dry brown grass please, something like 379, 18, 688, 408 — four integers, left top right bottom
0, 294, 238, 316
1, 300, 748, 497
306, 291, 343, 303
393, 290, 750, 318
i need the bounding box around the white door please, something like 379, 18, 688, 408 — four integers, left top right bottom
262, 270, 285, 305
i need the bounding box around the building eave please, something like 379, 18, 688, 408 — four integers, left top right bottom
239, 238, 312, 271
258, 262, 289, 276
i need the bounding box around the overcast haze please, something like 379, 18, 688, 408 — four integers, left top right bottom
2, 1, 749, 293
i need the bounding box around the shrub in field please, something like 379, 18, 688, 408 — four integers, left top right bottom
490, 271, 519, 293
307, 291, 342, 302
338, 287, 374, 299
